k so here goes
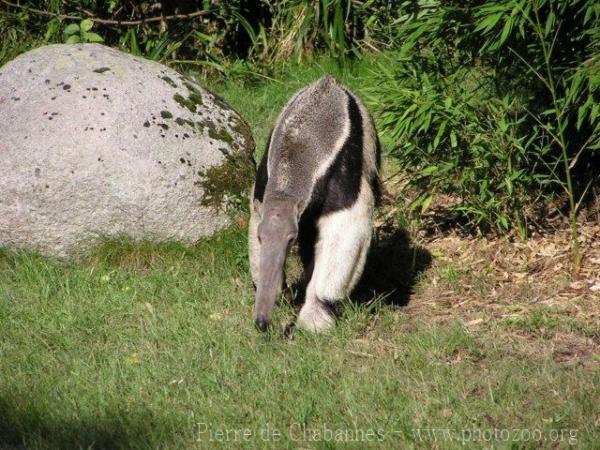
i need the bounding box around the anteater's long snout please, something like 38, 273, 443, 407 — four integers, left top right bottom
254, 241, 287, 332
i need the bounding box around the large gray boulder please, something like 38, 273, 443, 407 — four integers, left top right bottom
0, 44, 255, 258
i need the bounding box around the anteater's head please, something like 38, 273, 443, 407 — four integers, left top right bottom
254, 196, 303, 332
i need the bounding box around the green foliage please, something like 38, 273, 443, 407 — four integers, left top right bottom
371, 0, 600, 236
63, 19, 103, 44
373, 60, 544, 233
0, 1, 398, 68
0, 1, 264, 66
0, 3, 45, 65
249, 0, 397, 63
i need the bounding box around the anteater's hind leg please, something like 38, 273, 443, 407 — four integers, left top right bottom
297, 190, 373, 332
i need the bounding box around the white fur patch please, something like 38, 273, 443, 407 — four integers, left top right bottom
297, 178, 374, 331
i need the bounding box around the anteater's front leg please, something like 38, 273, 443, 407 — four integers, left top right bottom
297, 195, 373, 331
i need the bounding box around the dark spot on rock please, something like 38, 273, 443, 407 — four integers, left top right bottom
133, 134, 138, 139
143, 121, 150, 127
161, 76, 177, 88
93, 67, 111, 73
179, 157, 186, 164
56, 82, 64, 86
86, 88, 91, 91
103, 94, 110, 99
51, 96, 57, 100
34, 168, 41, 177
28, 68, 32, 73
98, 157, 103, 162
100, 112, 105, 116
173, 91, 202, 114
63, 84, 71, 90
45, 184, 49, 189
48, 117, 53, 120
82, 95, 87, 99
207, 122, 234, 147
51, 112, 58, 116
45, 79, 50, 84
158, 123, 169, 130
160, 110, 173, 119
175, 117, 195, 128
92, 87, 98, 91
11, 97, 20, 101
183, 133, 190, 138
187, 161, 191, 166
218, 147, 230, 156
175, 134, 179, 138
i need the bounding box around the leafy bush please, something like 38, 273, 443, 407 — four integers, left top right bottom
0, 0, 398, 68
370, 0, 600, 244
249, 0, 399, 62
373, 60, 545, 234
0, 1, 268, 66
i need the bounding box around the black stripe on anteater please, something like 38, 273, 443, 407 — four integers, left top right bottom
371, 135, 382, 206
253, 130, 272, 202
314, 89, 363, 215
298, 90, 364, 279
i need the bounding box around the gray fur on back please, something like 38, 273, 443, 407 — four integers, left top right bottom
265, 75, 349, 202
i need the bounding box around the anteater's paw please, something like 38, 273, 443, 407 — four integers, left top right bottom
296, 302, 335, 332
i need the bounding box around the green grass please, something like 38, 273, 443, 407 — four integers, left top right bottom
0, 224, 598, 449
0, 57, 598, 449
0, 228, 600, 448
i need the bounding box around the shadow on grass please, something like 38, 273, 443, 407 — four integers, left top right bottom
286, 226, 432, 312
0, 395, 165, 450
353, 227, 432, 308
